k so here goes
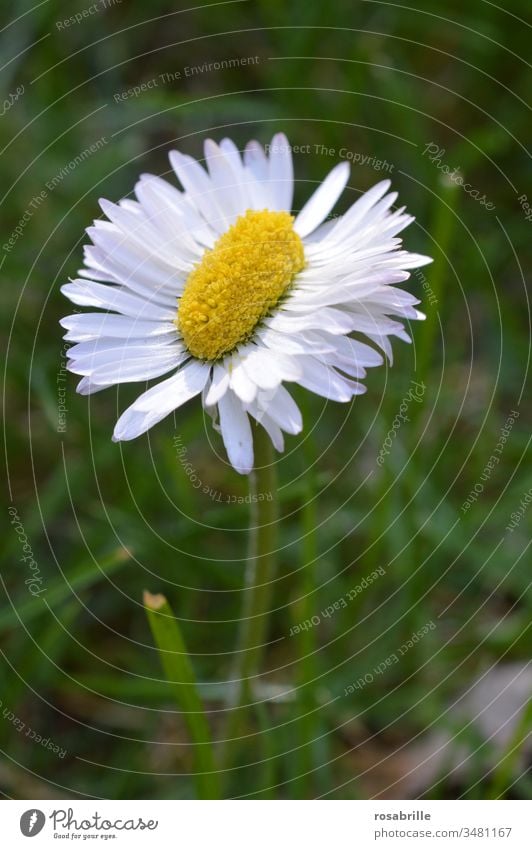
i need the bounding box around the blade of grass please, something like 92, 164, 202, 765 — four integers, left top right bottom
143, 590, 220, 800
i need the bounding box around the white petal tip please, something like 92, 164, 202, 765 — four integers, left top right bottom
169, 149, 186, 167
98, 197, 112, 212
204, 138, 218, 154
271, 131, 289, 146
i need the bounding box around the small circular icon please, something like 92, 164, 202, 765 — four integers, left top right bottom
20, 810, 46, 837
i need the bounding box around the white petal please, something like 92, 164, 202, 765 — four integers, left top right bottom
366, 332, 394, 364
138, 173, 216, 248
76, 377, 107, 396
219, 137, 242, 170
205, 363, 230, 406
323, 355, 366, 380
244, 140, 269, 182
218, 390, 254, 475
204, 139, 248, 221
330, 336, 383, 368
282, 272, 410, 311
268, 132, 294, 211
239, 352, 281, 392
247, 403, 285, 452
296, 356, 364, 401
258, 385, 302, 434
294, 162, 350, 238
229, 358, 258, 404
267, 307, 354, 335
82, 244, 179, 305
241, 169, 269, 210
259, 417, 285, 452
77, 264, 114, 283
326, 180, 392, 241
98, 198, 192, 271
67, 341, 179, 366
67, 335, 179, 359
340, 309, 406, 336
134, 176, 205, 259
60, 313, 176, 342
239, 349, 282, 391
258, 328, 336, 356
69, 346, 184, 384
85, 226, 185, 291
390, 252, 433, 269
87, 357, 182, 386
112, 360, 209, 441
302, 217, 338, 243
61, 281, 175, 321
169, 150, 228, 233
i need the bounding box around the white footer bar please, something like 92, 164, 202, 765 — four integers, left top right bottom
1, 799, 528, 847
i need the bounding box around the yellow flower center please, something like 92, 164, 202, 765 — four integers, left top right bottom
177, 209, 305, 361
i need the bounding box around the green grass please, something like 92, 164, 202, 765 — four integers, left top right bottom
1, 0, 531, 800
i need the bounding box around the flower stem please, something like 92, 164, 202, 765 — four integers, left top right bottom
291, 443, 319, 797
221, 424, 278, 772
415, 178, 459, 384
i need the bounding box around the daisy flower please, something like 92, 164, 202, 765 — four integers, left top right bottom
60, 133, 431, 474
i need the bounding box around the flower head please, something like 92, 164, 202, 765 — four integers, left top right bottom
61, 133, 431, 473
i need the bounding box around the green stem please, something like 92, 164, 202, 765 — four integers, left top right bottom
220, 424, 278, 772
415, 178, 460, 384
290, 427, 319, 797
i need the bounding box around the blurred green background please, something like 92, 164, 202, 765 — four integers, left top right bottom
1, 0, 530, 800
